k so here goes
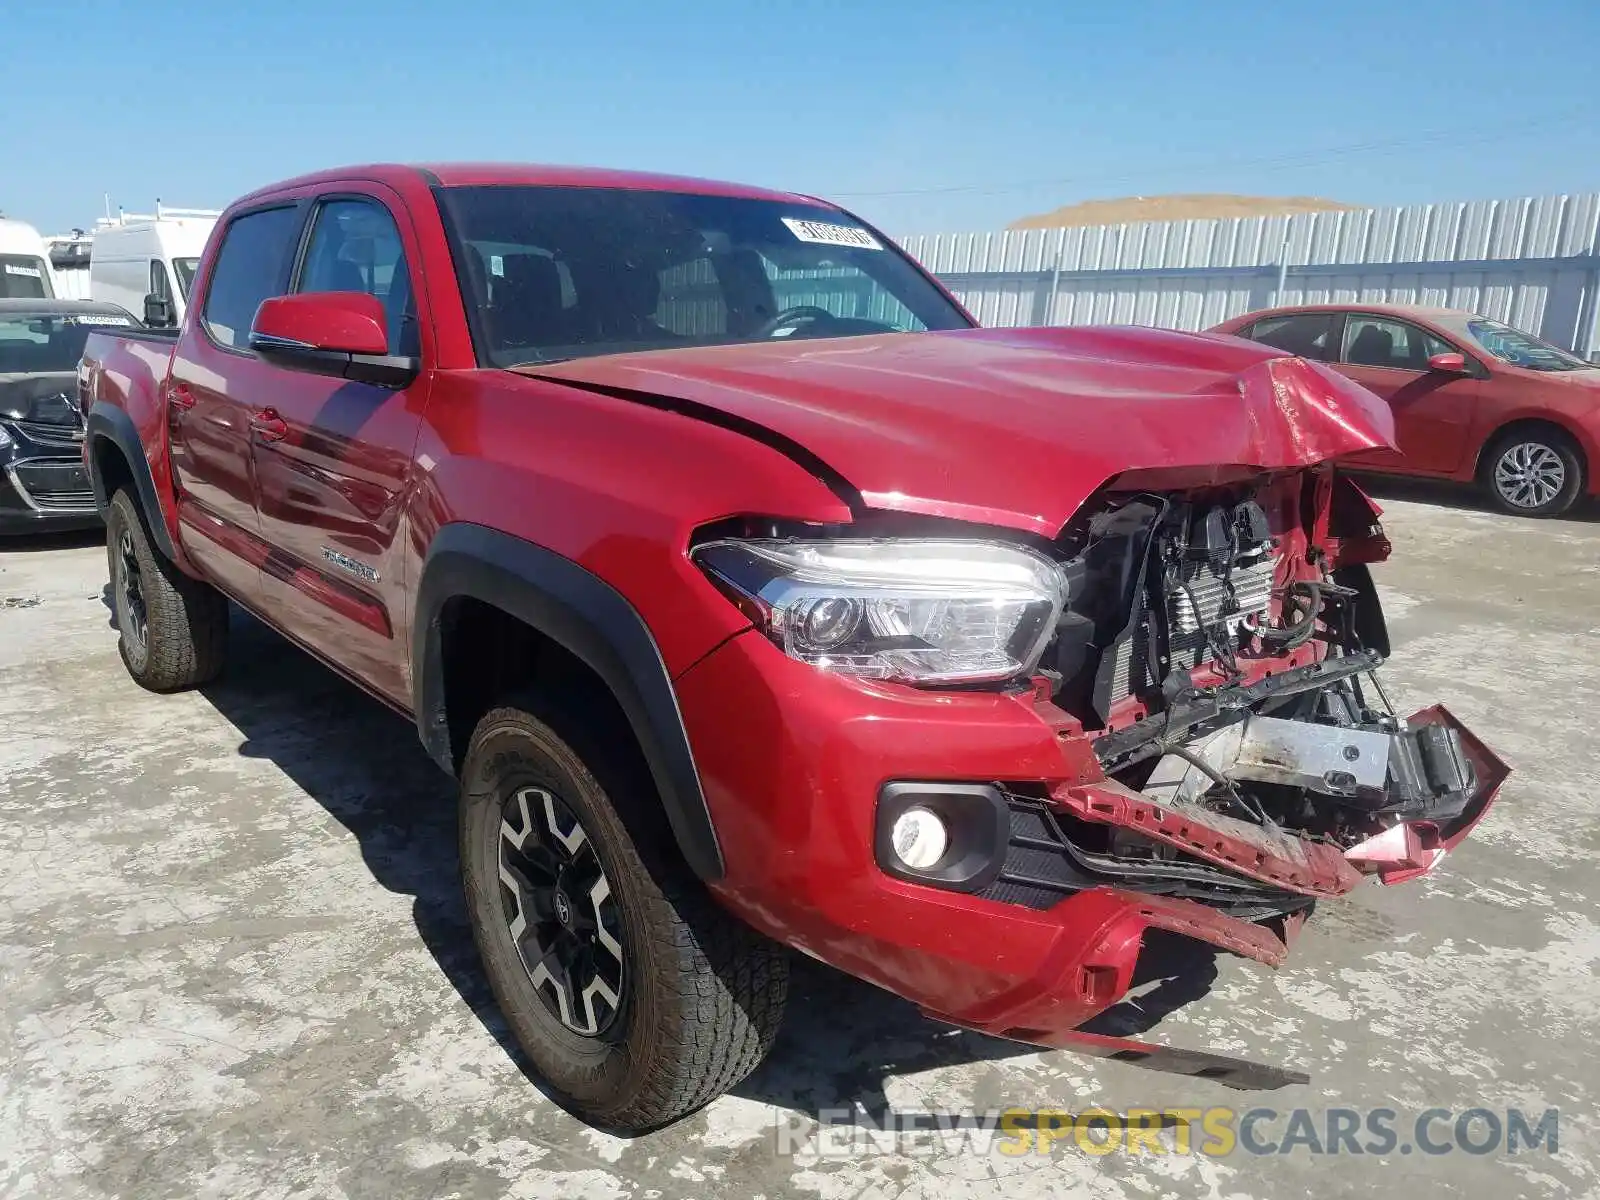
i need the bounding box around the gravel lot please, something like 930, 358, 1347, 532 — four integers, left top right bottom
3, 485, 1597, 1199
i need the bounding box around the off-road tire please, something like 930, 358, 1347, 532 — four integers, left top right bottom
104, 488, 228, 690
459, 697, 788, 1132
1479, 427, 1585, 517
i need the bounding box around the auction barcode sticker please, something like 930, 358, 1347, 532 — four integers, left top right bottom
781, 218, 882, 250
5, 264, 42, 277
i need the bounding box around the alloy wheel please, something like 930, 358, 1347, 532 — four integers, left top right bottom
1493, 442, 1566, 510
116, 527, 149, 659
497, 785, 625, 1037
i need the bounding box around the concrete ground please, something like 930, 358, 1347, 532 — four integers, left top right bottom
2, 483, 1597, 1199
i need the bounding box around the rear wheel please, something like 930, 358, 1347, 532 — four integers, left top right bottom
104, 488, 228, 690
1480, 428, 1584, 517
459, 697, 788, 1132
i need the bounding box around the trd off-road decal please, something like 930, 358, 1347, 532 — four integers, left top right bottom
321, 546, 380, 584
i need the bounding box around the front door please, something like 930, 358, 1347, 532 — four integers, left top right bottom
167, 202, 304, 604
251, 189, 430, 708
1332, 314, 1483, 476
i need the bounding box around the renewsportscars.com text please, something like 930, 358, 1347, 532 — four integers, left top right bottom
774, 1106, 1559, 1159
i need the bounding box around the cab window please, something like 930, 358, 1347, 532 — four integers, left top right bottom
295, 198, 417, 356
200, 206, 301, 349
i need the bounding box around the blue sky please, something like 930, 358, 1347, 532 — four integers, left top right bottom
5, 0, 1598, 235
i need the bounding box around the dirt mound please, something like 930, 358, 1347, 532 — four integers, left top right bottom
1009, 193, 1356, 230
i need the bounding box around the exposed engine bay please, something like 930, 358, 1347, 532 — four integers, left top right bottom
981, 470, 1506, 921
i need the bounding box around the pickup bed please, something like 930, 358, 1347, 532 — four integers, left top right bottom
81, 162, 1509, 1131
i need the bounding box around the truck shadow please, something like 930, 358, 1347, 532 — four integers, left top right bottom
199, 608, 1229, 1132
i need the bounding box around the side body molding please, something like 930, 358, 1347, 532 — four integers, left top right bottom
413, 523, 725, 880
86, 402, 178, 560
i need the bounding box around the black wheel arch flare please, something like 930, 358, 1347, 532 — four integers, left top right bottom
412, 523, 725, 881
85, 402, 179, 560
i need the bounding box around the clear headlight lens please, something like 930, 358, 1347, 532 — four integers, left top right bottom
0, 424, 12, 449
693, 537, 1067, 685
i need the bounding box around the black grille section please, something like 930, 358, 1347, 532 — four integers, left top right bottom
13, 418, 84, 449
10, 459, 94, 510
975, 793, 1312, 920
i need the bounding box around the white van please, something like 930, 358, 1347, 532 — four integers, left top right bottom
0, 218, 56, 300
89, 206, 218, 327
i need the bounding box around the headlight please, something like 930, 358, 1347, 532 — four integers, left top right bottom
693, 537, 1067, 684
0, 424, 12, 449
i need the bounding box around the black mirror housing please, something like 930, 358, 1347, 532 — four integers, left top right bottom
143, 293, 174, 328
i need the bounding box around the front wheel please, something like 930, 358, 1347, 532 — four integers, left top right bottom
459, 698, 788, 1132
1481, 429, 1585, 517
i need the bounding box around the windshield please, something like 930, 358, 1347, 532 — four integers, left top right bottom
173, 257, 201, 298
1, 255, 53, 300
1462, 317, 1592, 372
0, 312, 135, 374
436, 185, 971, 367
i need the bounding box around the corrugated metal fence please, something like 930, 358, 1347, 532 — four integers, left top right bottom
896, 193, 1600, 357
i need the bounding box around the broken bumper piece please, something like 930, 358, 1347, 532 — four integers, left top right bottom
1058, 703, 1507, 902
1343, 705, 1509, 884
957, 707, 1503, 1089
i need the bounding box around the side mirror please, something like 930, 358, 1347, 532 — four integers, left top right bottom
1427, 352, 1468, 373
143, 293, 173, 327
248, 292, 418, 389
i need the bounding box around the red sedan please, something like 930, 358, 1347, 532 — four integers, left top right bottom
1211, 303, 1600, 516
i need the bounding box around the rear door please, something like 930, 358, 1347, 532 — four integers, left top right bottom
167, 202, 304, 604
1239, 311, 1342, 365
250, 187, 430, 707
1332, 314, 1484, 475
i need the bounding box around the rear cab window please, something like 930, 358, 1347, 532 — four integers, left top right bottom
200, 206, 301, 349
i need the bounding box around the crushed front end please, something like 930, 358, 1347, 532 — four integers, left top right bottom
997, 468, 1508, 921
677, 463, 1507, 1086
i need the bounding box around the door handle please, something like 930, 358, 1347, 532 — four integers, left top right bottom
168, 383, 196, 411
250, 409, 288, 442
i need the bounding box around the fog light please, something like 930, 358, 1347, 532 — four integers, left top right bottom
890, 806, 949, 870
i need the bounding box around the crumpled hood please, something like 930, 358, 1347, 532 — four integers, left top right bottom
522, 325, 1396, 536
0, 372, 81, 424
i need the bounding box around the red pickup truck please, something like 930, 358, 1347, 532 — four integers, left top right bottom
80, 163, 1507, 1131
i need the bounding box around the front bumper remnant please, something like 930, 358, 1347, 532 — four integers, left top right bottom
677, 630, 1509, 1092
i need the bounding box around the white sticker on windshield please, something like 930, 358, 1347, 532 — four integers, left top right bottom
66, 315, 133, 326
5, 264, 43, 277
781, 218, 882, 250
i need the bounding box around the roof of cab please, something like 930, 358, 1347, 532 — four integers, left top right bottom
232, 162, 830, 210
